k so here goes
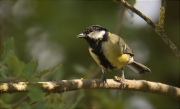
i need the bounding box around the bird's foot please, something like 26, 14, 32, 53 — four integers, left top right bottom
114, 76, 125, 89
101, 74, 107, 85
120, 68, 125, 89
101, 69, 107, 85
120, 74, 125, 89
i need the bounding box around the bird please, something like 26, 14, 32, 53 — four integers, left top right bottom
77, 25, 150, 87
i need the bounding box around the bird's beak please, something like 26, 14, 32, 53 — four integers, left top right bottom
77, 33, 85, 38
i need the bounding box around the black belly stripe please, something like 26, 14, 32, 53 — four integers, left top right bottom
91, 47, 116, 70
86, 37, 116, 70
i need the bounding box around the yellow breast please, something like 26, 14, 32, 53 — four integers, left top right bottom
89, 48, 105, 69
101, 33, 131, 70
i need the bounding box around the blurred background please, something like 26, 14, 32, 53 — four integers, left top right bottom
0, 0, 179, 108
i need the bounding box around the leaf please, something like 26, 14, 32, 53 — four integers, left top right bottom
22, 60, 38, 78
27, 85, 44, 102
0, 99, 11, 109
35, 69, 49, 78
5, 54, 25, 76
35, 64, 62, 79
69, 90, 84, 109
1, 38, 15, 61
19, 102, 30, 109
0, 63, 8, 79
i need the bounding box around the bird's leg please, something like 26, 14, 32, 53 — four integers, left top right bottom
121, 68, 125, 89
101, 69, 107, 84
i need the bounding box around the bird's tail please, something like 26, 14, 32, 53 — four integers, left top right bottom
127, 61, 151, 74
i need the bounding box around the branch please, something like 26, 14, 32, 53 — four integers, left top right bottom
118, 0, 180, 58
118, 0, 156, 28
0, 78, 179, 100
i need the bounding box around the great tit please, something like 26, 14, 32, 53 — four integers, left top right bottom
77, 25, 150, 86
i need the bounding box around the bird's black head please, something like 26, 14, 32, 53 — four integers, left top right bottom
77, 25, 108, 41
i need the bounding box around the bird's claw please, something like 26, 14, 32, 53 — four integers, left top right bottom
114, 75, 125, 89
101, 74, 107, 85
120, 75, 125, 89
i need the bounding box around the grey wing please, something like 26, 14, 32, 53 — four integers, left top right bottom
111, 33, 134, 56
119, 37, 134, 56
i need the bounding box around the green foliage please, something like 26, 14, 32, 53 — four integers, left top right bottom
0, 99, 12, 109
35, 64, 63, 79
0, 62, 9, 79
69, 90, 85, 109
19, 102, 30, 109
1, 38, 15, 61
27, 85, 45, 102
35, 69, 49, 79
0, 38, 25, 78
22, 60, 38, 80
0, 38, 69, 108
5, 54, 25, 76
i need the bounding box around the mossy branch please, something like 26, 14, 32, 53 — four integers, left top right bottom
118, 0, 180, 58
0, 78, 179, 100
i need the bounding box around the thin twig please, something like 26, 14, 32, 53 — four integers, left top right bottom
118, 0, 156, 28
11, 95, 28, 108
155, 0, 180, 58
118, 0, 180, 58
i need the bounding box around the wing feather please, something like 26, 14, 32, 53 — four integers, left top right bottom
110, 33, 134, 56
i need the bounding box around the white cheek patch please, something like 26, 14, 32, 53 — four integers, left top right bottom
88, 30, 105, 40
